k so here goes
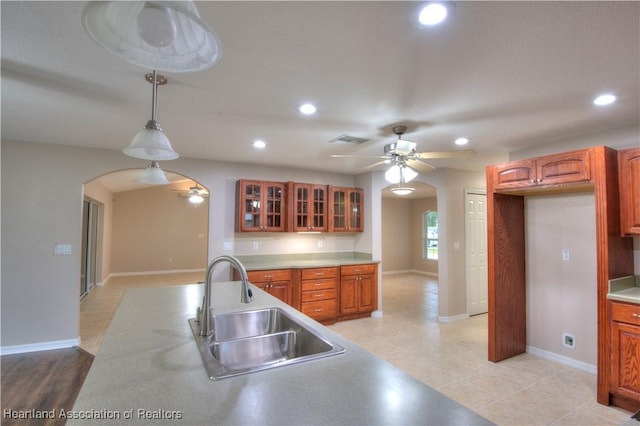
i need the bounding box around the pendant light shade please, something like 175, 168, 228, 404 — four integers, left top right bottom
139, 161, 170, 185
82, 1, 222, 72
124, 70, 179, 161
125, 121, 178, 160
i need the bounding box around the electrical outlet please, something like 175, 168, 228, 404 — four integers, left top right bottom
252, 241, 259, 250
562, 249, 570, 261
563, 333, 575, 349
318, 240, 323, 248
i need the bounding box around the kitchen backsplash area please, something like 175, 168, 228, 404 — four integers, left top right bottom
232, 233, 359, 256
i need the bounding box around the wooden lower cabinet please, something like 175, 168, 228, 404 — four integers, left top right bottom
610, 301, 640, 410
339, 264, 377, 320
299, 267, 339, 324
245, 269, 292, 305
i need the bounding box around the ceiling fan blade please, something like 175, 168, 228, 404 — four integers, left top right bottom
414, 149, 476, 159
331, 154, 390, 159
407, 159, 436, 173
361, 160, 391, 171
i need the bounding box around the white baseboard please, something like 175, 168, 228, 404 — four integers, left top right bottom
382, 269, 438, 278
1, 338, 79, 355
526, 345, 597, 375
438, 313, 469, 323
371, 310, 383, 318
109, 268, 206, 277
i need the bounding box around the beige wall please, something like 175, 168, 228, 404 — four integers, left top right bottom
111, 183, 208, 274
525, 193, 597, 367
381, 198, 412, 272
381, 196, 438, 275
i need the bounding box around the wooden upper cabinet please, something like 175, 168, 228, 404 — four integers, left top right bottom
236, 180, 286, 232
492, 150, 591, 191
328, 186, 364, 232
287, 182, 328, 232
619, 147, 640, 235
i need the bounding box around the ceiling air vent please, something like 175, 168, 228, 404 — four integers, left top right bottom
329, 134, 370, 145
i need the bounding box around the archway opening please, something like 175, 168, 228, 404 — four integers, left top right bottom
79, 168, 209, 353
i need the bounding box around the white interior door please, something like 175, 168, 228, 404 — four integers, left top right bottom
465, 190, 488, 315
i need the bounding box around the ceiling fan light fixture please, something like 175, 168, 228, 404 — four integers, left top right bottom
82, 1, 222, 72
138, 161, 170, 185
189, 193, 205, 204
385, 164, 401, 184
403, 166, 418, 183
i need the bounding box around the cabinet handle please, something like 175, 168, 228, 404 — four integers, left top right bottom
314, 308, 324, 312
315, 272, 324, 277
633, 313, 640, 318
264, 275, 273, 279
315, 283, 323, 286
314, 293, 324, 298
537, 178, 542, 183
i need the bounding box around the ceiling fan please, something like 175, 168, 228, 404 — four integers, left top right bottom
174, 183, 209, 204
331, 125, 476, 175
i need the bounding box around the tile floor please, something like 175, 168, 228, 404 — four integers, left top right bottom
80, 271, 634, 425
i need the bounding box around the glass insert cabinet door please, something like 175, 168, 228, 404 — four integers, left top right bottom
288, 183, 327, 232
237, 180, 286, 232
329, 186, 363, 232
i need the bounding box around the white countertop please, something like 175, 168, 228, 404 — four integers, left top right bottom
69, 282, 492, 425
608, 275, 640, 304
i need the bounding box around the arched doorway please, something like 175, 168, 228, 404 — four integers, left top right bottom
79, 168, 209, 353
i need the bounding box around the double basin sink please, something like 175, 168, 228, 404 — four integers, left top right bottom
188, 307, 345, 380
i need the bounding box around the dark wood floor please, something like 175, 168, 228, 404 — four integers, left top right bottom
1, 347, 94, 426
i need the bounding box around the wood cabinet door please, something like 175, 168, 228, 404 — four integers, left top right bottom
236, 180, 285, 232
328, 186, 364, 232
359, 274, 376, 312
268, 281, 291, 305
262, 182, 286, 231
611, 321, 640, 402
340, 276, 358, 314
289, 183, 327, 232
619, 147, 640, 235
536, 150, 590, 186
492, 159, 537, 190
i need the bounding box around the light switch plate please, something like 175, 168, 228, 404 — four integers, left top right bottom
54, 244, 72, 255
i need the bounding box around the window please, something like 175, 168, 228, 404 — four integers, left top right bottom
423, 211, 438, 260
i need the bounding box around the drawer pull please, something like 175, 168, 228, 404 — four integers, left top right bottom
315, 283, 323, 286
633, 313, 640, 318
315, 272, 324, 276
314, 293, 324, 298
314, 308, 324, 312
264, 275, 273, 279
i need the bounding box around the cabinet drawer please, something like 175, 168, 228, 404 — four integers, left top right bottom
301, 267, 338, 280
612, 302, 640, 326
301, 278, 336, 291
341, 264, 376, 276
301, 288, 337, 302
301, 299, 337, 319
247, 269, 292, 282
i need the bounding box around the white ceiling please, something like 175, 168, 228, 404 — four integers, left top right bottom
2, 1, 639, 192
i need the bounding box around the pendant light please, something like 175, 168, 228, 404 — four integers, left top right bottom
138, 161, 170, 185
82, 1, 222, 72
390, 172, 415, 196
124, 70, 179, 161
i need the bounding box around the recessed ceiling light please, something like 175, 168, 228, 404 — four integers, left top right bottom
253, 140, 266, 149
454, 137, 469, 146
299, 103, 317, 115
419, 3, 448, 26
593, 93, 616, 106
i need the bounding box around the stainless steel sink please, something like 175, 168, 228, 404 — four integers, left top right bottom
188, 307, 345, 380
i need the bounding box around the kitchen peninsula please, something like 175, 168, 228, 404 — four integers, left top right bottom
69, 282, 492, 425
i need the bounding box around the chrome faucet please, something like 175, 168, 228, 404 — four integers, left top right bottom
198, 255, 253, 336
